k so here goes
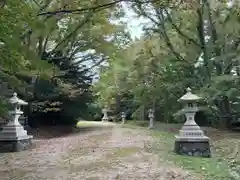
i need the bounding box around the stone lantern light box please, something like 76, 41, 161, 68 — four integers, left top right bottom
0, 92, 33, 152
174, 88, 211, 157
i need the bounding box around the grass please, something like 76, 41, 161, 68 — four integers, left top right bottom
124, 120, 239, 180
151, 131, 233, 180
126, 120, 149, 127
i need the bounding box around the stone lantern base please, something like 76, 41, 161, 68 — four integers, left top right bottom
174, 123, 211, 157
0, 124, 33, 153
174, 136, 211, 158
102, 118, 109, 122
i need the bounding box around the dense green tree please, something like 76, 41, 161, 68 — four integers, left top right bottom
94, 1, 240, 128
0, 0, 129, 125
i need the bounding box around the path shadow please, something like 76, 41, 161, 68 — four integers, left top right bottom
28, 123, 115, 140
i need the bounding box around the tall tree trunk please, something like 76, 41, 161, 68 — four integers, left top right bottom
141, 105, 145, 121
163, 93, 169, 123
152, 99, 156, 122
219, 96, 231, 129
205, 0, 222, 75
197, 1, 211, 80
115, 94, 121, 116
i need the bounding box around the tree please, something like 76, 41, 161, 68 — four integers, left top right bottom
95, 1, 240, 128
129, 0, 240, 127
0, 0, 129, 124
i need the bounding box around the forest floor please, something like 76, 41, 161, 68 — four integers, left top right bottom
0, 121, 239, 180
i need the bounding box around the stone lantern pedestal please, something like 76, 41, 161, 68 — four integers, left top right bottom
0, 93, 33, 152
174, 88, 211, 157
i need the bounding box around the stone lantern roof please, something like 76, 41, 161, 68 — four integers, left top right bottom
9, 92, 28, 105
178, 87, 202, 102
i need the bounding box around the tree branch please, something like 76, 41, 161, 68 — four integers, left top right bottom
196, 1, 211, 79
163, 8, 201, 47
38, 0, 121, 16
205, 0, 222, 75
37, 0, 156, 16
0, 0, 6, 8
52, 12, 93, 52
38, 0, 54, 13
136, 3, 186, 62
42, 31, 52, 53
88, 56, 106, 70
31, 0, 41, 7
68, 46, 84, 61
156, 9, 186, 62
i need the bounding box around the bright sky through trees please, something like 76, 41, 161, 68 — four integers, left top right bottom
121, 3, 148, 40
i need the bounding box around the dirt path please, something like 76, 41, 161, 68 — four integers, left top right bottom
0, 125, 199, 180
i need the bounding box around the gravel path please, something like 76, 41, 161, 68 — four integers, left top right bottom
0, 125, 200, 180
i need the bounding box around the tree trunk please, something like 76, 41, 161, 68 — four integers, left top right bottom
142, 105, 145, 121
115, 94, 121, 118
219, 96, 232, 129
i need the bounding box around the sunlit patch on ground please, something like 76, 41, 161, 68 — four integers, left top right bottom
76, 120, 115, 128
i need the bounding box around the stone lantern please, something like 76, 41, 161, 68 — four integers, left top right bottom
0, 92, 33, 152
148, 109, 154, 129
174, 87, 211, 157
102, 106, 109, 122
121, 112, 126, 124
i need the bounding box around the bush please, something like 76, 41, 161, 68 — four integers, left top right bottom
29, 94, 90, 127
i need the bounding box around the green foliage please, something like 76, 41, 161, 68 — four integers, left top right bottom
2, 0, 240, 129
94, 1, 240, 128
0, 0, 128, 123
0, 97, 9, 117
